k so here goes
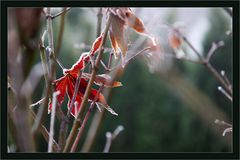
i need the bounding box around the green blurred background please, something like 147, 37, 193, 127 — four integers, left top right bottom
31, 8, 232, 152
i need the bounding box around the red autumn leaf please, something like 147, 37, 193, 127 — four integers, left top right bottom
89, 34, 103, 56
48, 75, 68, 113
48, 35, 119, 117
65, 34, 103, 76
48, 72, 117, 117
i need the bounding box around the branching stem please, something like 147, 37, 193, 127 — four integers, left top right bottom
63, 13, 113, 152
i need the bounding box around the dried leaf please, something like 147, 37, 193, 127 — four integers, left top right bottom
169, 33, 182, 49
108, 8, 149, 67
125, 10, 145, 33
110, 15, 128, 60
82, 73, 123, 88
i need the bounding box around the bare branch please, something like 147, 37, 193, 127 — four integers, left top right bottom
52, 7, 72, 19
30, 98, 45, 108
55, 8, 67, 57
179, 33, 232, 96
63, 13, 113, 152
218, 86, 232, 101
220, 70, 232, 90
30, 109, 60, 152
48, 91, 60, 152
67, 70, 83, 117
96, 8, 103, 37
206, 41, 224, 62
70, 39, 116, 153
103, 125, 124, 152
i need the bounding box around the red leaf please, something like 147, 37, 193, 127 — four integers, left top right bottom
48, 75, 68, 113
90, 34, 103, 56
66, 35, 103, 76
66, 78, 83, 118
48, 35, 118, 117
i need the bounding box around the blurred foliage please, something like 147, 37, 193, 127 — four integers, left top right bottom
30, 8, 232, 152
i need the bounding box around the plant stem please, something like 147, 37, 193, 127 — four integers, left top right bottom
70, 99, 96, 152
30, 109, 60, 152
103, 125, 124, 152
32, 7, 56, 136
81, 53, 120, 152
48, 91, 60, 152
63, 13, 112, 152
181, 35, 232, 96
55, 7, 66, 57
39, 43, 49, 87
67, 70, 83, 117
52, 7, 72, 19
71, 51, 114, 152
96, 8, 103, 37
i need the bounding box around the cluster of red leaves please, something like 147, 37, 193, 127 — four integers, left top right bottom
48, 35, 122, 117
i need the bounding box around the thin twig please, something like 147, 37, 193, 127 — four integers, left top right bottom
67, 70, 83, 117
58, 8, 103, 151
63, 13, 113, 152
29, 97, 45, 108
220, 70, 232, 90
70, 49, 115, 153
164, 53, 204, 64
214, 119, 232, 127
103, 132, 112, 153
52, 7, 72, 19
70, 97, 98, 152
32, 7, 56, 136
218, 86, 232, 101
96, 8, 103, 37
180, 34, 232, 96
126, 47, 151, 64
74, 43, 112, 53
30, 109, 59, 152
40, 30, 49, 86
48, 91, 60, 152
103, 125, 124, 153
55, 7, 66, 57
206, 41, 224, 62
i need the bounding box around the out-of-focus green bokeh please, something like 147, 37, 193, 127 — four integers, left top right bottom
33, 8, 232, 152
